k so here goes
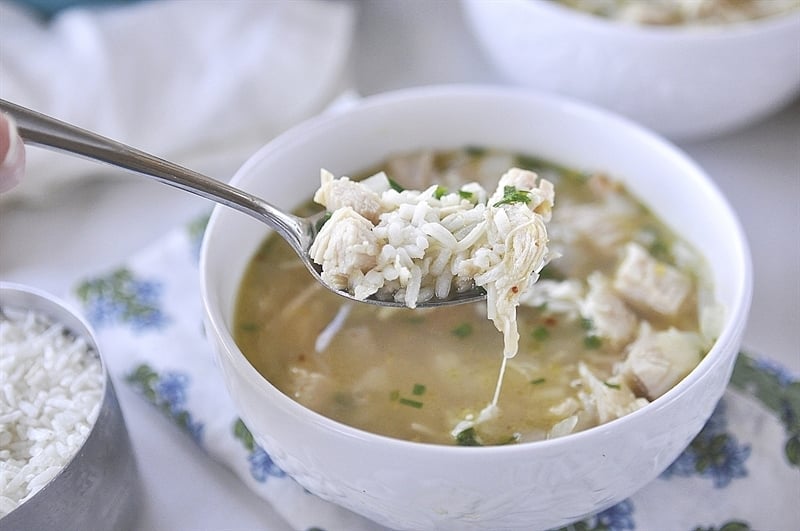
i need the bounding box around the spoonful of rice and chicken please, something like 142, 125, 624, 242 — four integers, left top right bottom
0, 99, 553, 354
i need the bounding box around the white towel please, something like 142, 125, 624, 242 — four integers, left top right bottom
0, 0, 355, 204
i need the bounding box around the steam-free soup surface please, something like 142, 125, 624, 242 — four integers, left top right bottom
235, 148, 715, 446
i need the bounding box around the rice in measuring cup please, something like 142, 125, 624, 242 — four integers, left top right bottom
0, 309, 104, 516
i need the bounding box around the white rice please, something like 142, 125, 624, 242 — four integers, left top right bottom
0, 309, 103, 517
310, 167, 555, 359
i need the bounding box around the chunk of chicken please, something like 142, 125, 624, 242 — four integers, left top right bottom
619, 322, 704, 400
581, 272, 638, 348
308, 207, 379, 295
313, 169, 384, 224
577, 363, 649, 425
613, 242, 691, 316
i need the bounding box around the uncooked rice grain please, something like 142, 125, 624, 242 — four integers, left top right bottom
0, 308, 103, 517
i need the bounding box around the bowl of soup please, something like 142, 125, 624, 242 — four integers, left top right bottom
199, 85, 752, 529
461, 0, 800, 140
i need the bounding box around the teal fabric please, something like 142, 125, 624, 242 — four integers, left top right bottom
13, 0, 138, 17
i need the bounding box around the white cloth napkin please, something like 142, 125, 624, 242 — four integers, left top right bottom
0, 0, 354, 204
67, 214, 800, 531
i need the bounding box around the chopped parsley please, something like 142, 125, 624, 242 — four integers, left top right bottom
389, 390, 400, 401
412, 383, 427, 396
452, 323, 473, 338
532, 326, 550, 341
465, 146, 487, 157
530, 377, 546, 385
493, 185, 532, 207
584, 335, 603, 349
398, 397, 424, 409
434, 185, 448, 199
387, 176, 405, 192
458, 189, 474, 200
239, 322, 260, 332
580, 318, 595, 331
455, 427, 482, 446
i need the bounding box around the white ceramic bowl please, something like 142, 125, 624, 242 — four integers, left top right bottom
462, 0, 800, 140
200, 86, 752, 530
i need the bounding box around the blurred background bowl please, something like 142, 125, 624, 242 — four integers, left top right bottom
0, 282, 140, 531
200, 85, 752, 530
462, 0, 800, 140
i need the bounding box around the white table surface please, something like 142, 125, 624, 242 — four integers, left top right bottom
1, 1, 798, 530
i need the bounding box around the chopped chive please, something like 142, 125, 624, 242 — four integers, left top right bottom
412, 383, 426, 396
398, 397, 423, 409
530, 378, 546, 385
455, 427, 482, 446
493, 185, 532, 207
387, 177, 405, 192
538, 266, 563, 281
434, 185, 448, 199
458, 189, 474, 200
389, 390, 400, 401
584, 335, 602, 349
532, 326, 550, 341
603, 381, 621, 390
406, 315, 426, 324
452, 323, 473, 338
239, 323, 260, 332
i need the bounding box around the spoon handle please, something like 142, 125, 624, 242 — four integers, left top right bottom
0, 99, 307, 254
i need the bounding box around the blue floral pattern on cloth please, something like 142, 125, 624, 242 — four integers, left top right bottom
69, 217, 800, 531
552, 499, 635, 531
76, 268, 168, 330
233, 418, 286, 482
661, 399, 751, 487
126, 364, 205, 445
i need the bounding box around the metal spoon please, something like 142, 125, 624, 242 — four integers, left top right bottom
0, 99, 486, 308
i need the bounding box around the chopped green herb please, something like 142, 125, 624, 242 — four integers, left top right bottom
455, 427, 482, 446
412, 383, 427, 396
493, 185, 532, 207
387, 176, 405, 192
405, 315, 426, 324
538, 265, 563, 281
314, 211, 332, 233
649, 239, 671, 262
452, 323, 473, 338
464, 145, 487, 157
603, 381, 621, 390
580, 318, 594, 331
398, 397, 424, 409
530, 377, 546, 385
584, 335, 602, 349
239, 323, 260, 332
434, 185, 448, 199
532, 326, 550, 341
389, 390, 400, 401
333, 392, 355, 407
458, 189, 474, 200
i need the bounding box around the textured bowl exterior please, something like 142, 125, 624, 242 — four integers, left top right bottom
462, 0, 800, 140
0, 283, 141, 531
200, 86, 752, 529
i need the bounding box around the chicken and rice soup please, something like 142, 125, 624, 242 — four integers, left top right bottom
234, 148, 721, 446
554, 0, 800, 25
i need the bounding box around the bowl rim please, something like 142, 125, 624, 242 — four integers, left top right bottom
200, 84, 753, 455
470, 0, 800, 39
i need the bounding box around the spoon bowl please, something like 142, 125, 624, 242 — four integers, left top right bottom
0, 99, 486, 309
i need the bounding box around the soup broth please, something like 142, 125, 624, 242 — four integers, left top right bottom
235, 148, 716, 446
